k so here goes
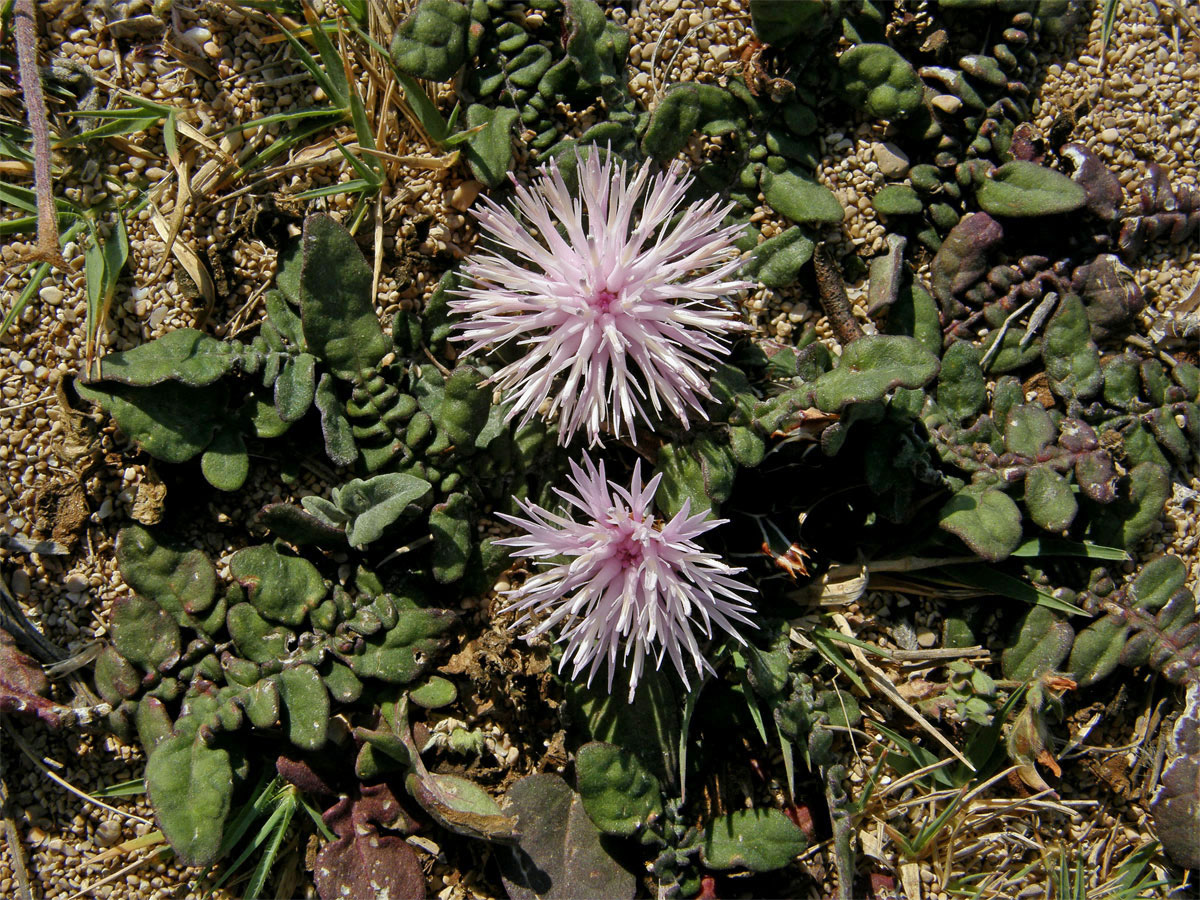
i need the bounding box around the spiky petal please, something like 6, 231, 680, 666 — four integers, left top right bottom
496, 455, 757, 701
450, 152, 752, 446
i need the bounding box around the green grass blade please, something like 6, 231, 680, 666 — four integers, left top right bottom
292, 178, 373, 200
92, 778, 147, 798
937, 566, 1088, 616
810, 630, 869, 694
271, 15, 347, 108
1010, 538, 1129, 561
333, 138, 380, 185
393, 72, 449, 146
243, 790, 297, 898
234, 115, 343, 178
302, 6, 351, 108
1, 261, 51, 336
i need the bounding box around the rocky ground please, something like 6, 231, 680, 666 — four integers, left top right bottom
1, 0, 1197, 898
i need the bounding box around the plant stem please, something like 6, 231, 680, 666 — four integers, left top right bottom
13, 0, 69, 270
813, 244, 864, 345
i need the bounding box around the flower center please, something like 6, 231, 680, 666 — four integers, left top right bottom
588, 287, 619, 314
612, 533, 644, 569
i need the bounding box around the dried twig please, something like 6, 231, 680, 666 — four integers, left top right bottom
813, 245, 865, 345
0, 770, 35, 900
12, 0, 70, 271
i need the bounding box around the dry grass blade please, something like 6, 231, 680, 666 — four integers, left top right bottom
147, 200, 215, 314
830, 612, 975, 771
0, 770, 35, 900
1, 721, 152, 826
61, 845, 171, 900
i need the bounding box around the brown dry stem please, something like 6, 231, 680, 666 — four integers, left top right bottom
12, 0, 71, 271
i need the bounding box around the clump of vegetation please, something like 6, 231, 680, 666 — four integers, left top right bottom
2, 0, 1197, 897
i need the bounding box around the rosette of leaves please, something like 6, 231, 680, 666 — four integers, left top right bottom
92, 524, 457, 865
390, 0, 637, 174
651, 334, 942, 519
910, 292, 1197, 562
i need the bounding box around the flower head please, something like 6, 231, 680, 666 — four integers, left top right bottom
496, 454, 757, 701
450, 152, 752, 446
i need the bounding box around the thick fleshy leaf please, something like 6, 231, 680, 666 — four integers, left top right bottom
938, 485, 1023, 561
700, 808, 807, 872
275, 352, 318, 422
500, 774, 635, 900
813, 335, 940, 412
276, 663, 330, 750
96, 328, 237, 386
117, 525, 218, 625
1001, 607, 1074, 682
344, 608, 457, 683
111, 596, 181, 672
742, 226, 814, 289
331, 473, 433, 549
761, 168, 844, 225
976, 161, 1087, 217
229, 544, 326, 627
1042, 294, 1102, 401
575, 742, 663, 837
145, 719, 233, 866
200, 427, 250, 492
1023, 466, 1077, 533
300, 214, 390, 382
76, 380, 226, 464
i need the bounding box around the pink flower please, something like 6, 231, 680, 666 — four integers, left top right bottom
496, 455, 757, 701
450, 151, 752, 446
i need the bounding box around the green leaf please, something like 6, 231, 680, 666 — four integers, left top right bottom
873, 184, 924, 216
1087, 462, 1170, 549
145, 720, 233, 866
430, 493, 473, 583
331, 473, 433, 549
741, 226, 814, 289
274, 352, 318, 423
1003, 404, 1056, 457
389, 0, 471, 81
200, 427, 250, 492
975, 161, 1087, 217
838, 43, 923, 120
96, 329, 237, 387
345, 608, 457, 683
936, 342, 986, 421
941, 565, 1088, 616
1001, 607, 1074, 681
575, 742, 663, 837
701, 808, 807, 872
110, 596, 181, 672
463, 105, 519, 187
1067, 616, 1129, 687
653, 435, 737, 518
1042, 295, 1102, 401
813, 335, 940, 412
116, 525, 218, 626
938, 485, 1023, 561
229, 545, 326, 627
761, 168, 844, 225
1023, 466, 1077, 533
314, 373, 358, 466
75, 380, 226, 464
299, 214, 390, 381
409, 675, 458, 709
276, 664, 330, 751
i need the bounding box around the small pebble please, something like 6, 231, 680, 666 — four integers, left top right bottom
871, 141, 911, 178
932, 94, 963, 114
916, 629, 937, 648
1101, 128, 1120, 144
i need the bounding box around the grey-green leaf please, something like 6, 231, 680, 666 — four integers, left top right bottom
299, 214, 390, 382
700, 808, 807, 872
